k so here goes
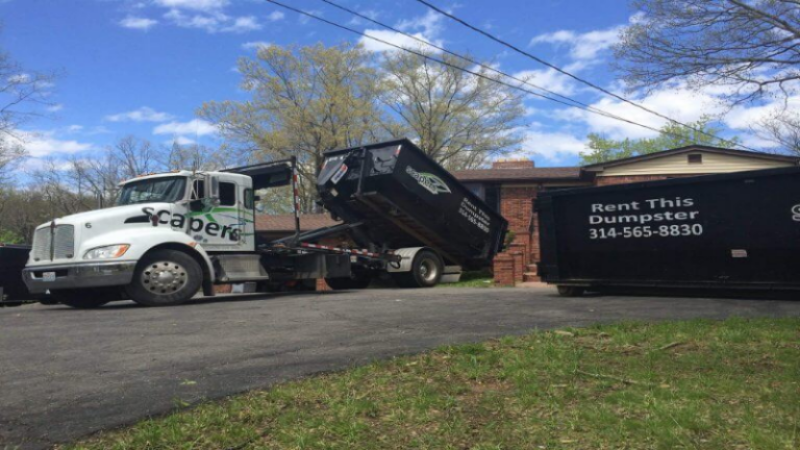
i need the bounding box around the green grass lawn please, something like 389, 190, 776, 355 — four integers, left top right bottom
70, 318, 800, 450
437, 270, 494, 288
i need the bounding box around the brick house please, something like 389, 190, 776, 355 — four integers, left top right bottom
254, 145, 798, 286
452, 145, 800, 285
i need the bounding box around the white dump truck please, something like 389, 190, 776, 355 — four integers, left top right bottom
21, 139, 508, 308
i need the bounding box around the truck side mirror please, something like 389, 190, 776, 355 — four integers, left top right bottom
205, 174, 220, 201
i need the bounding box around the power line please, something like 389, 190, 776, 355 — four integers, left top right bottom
318, 0, 683, 138
412, 0, 758, 152
264, 0, 671, 137
319, 0, 593, 111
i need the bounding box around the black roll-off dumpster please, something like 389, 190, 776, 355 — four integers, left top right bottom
0, 244, 33, 304
317, 139, 508, 269
537, 166, 800, 294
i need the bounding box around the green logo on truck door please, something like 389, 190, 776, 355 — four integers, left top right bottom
406, 165, 451, 195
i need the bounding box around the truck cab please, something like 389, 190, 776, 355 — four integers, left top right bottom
22, 170, 256, 307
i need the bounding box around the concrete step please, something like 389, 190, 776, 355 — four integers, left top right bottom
523, 272, 541, 282
525, 264, 538, 274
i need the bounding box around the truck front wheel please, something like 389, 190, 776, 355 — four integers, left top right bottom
393, 250, 443, 288
127, 249, 202, 306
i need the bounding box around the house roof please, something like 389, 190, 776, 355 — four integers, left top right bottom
255, 213, 341, 232
451, 167, 585, 183
582, 145, 800, 171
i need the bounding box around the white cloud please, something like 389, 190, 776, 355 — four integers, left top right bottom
513, 68, 578, 97
105, 106, 174, 123
346, 9, 378, 26
359, 29, 441, 53
3, 130, 94, 158
169, 136, 196, 146
154, 0, 227, 12
162, 8, 260, 33
164, 9, 223, 32
153, 119, 218, 137
515, 129, 588, 162
396, 10, 443, 38
359, 9, 446, 54
242, 41, 272, 50
531, 27, 621, 61
46, 103, 64, 112
267, 11, 284, 22
298, 9, 322, 25
119, 16, 158, 30
529, 14, 646, 63
724, 96, 800, 130
8, 73, 30, 84
221, 15, 261, 33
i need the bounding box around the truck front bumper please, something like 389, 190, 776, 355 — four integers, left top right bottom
23, 261, 136, 294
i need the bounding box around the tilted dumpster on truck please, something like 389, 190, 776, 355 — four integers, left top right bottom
537, 166, 800, 296
315, 139, 508, 284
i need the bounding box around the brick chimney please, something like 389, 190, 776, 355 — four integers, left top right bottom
491, 159, 535, 169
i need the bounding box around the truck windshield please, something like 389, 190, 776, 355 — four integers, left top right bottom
117, 177, 187, 206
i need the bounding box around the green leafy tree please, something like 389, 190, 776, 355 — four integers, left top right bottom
380, 50, 526, 170
199, 43, 394, 212
581, 117, 740, 164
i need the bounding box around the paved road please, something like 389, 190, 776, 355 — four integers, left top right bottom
1, 287, 799, 449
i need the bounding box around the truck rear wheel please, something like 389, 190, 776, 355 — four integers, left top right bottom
50, 289, 111, 309
127, 249, 202, 306
393, 250, 443, 288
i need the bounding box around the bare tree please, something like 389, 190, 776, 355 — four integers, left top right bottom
616, 0, 800, 102
66, 136, 163, 204
615, 0, 800, 154
380, 51, 526, 170
0, 46, 58, 182
163, 140, 235, 172
757, 111, 800, 154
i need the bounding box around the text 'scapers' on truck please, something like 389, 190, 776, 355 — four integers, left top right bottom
537, 166, 800, 297
18, 139, 508, 308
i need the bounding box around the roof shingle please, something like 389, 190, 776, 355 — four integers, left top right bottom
452, 167, 584, 182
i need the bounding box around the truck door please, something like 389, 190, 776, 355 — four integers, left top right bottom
178, 175, 251, 251
205, 176, 248, 251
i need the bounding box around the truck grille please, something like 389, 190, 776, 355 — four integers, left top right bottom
31, 224, 75, 261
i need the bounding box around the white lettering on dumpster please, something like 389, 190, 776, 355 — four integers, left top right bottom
587, 197, 703, 240
459, 197, 491, 233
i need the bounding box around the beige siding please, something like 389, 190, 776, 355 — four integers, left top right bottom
598, 151, 794, 176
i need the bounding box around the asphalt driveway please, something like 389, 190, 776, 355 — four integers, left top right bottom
1, 286, 799, 449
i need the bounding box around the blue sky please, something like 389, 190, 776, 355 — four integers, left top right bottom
1, 0, 777, 174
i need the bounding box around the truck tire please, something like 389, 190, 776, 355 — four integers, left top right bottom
393, 250, 443, 288
50, 290, 111, 309
557, 286, 585, 297
325, 272, 372, 290
127, 249, 202, 306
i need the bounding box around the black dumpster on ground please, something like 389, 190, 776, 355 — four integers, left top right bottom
537, 166, 800, 293
0, 244, 32, 303
317, 139, 508, 269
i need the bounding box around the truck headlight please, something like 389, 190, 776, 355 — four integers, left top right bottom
84, 244, 130, 260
